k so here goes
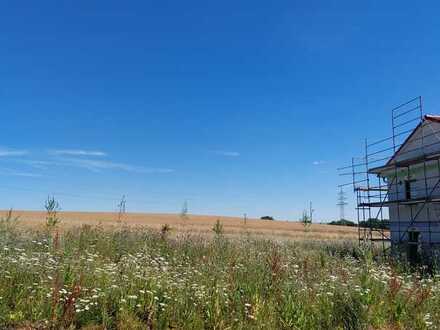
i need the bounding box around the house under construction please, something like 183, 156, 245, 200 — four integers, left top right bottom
339, 97, 440, 262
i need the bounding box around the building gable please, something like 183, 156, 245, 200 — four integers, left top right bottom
388, 116, 440, 165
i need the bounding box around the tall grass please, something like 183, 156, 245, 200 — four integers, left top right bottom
0, 221, 439, 329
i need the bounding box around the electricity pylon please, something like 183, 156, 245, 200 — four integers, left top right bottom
337, 188, 348, 220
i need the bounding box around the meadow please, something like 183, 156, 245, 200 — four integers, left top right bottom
0, 211, 439, 329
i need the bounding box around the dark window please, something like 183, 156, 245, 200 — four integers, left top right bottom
408, 231, 419, 243
405, 180, 412, 200
407, 231, 420, 265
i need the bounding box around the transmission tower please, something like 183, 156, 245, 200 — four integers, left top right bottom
336, 188, 348, 220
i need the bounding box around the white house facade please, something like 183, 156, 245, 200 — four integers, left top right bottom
369, 115, 440, 258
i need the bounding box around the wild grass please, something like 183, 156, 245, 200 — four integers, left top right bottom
0, 219, 439, 329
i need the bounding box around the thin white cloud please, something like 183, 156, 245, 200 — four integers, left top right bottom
0, 167, 42, 178
57, 157, 174, 174
9, 149, 174, 175
212, 150, 240, 157
49, 149, 107, 157
312, 160, 327, 166
14, 160, 58, 170
0, 148, 29, 157
24, 160, 54, 170
12, 172, 43, 178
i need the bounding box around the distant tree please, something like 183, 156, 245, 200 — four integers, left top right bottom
260, 216, 275, 221
301, 210, 312, 232
212, 219, 224, 236
328, 219, 356, 227
45, 196, 60, 228
117, 195, 127, 223
180, 200, 189, 224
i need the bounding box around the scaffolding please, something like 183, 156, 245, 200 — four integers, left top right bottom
338, 97, 440, 259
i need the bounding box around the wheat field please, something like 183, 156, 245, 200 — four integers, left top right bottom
6, 210, 359, 241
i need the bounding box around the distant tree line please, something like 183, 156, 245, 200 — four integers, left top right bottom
359, 218, 390, 230
328, 219, 356, 227
257, 216, 390, 230
328, 218, 390, 230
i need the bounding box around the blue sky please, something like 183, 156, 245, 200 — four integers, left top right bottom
1, 1, 440, 221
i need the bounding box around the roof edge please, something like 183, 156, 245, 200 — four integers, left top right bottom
425, 114, 440, 123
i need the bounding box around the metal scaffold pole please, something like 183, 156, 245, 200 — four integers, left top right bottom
338, 97, 427, 256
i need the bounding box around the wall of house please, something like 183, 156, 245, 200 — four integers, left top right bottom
368, 118, 440, 248
386, 159, 440, 244
389, 208, 440, 244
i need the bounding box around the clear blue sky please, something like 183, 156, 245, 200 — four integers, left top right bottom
1, 1, 440, 221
